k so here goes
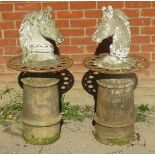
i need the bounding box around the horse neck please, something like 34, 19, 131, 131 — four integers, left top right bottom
30, 27, 49, 44
113, 19, 130, 44
32, 28, 42, 38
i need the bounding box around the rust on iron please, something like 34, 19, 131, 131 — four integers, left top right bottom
22, 77, 61, 145
7, 55, 73, 73
82, 53, 150, 74
94, 78, 135, 145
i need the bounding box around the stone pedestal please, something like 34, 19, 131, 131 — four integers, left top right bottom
21, 77, 62, 145
94, 77, 135, 145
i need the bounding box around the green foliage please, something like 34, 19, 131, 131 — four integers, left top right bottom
136, 104, 150, 113
61, 96, 93, 122
0, 87, 23, 126
0, 87, 93, 127
0, 87, 151, 126
135, 104, 150, 122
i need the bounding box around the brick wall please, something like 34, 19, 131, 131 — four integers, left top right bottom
0, 1, 155, 106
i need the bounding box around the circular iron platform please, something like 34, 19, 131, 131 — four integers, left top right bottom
82, 53, 150, 74
7, 55, 73, 73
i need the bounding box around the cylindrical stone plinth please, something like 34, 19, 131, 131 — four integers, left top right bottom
21, 77, 62, 145
94, 78, 135, 145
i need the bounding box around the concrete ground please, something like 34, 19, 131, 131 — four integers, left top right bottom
0, 113, 155, 154
0, 81, 155, 153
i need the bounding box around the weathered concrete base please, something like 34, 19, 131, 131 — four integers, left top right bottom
22, 77, 61, 145
22, 123, 60, 145
94, 78, 135, 145
95, 124, 134, 145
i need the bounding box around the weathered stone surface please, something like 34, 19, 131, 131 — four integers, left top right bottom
19, 7, 63, 65
92, 6, 132, 70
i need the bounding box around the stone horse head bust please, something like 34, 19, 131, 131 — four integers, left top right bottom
92, 6, 131, 66
19, 7, 63, 65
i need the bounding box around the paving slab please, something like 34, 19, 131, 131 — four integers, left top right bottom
0, 114, 155, 153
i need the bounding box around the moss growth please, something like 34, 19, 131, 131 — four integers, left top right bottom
22, 133, 60, 145
104, 138, 133, 146
95, 134, 133, 146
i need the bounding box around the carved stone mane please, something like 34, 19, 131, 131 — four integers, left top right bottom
114, 9, 131, 38
109, 8, 131, 59
93, 6, 131, 60
92, 6, 135, 70
19, 7, 63, 65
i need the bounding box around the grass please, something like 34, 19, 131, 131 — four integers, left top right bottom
135, 104, 150, 122
0, 87, 22, 127
0, 87, 93, 127
0, 86, 151, 128
61, 95, 93, 122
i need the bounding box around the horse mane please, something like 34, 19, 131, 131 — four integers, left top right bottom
115, 10, 129, 23
20, 10, 49, 30
102, 6, 130, 28
115, 9, 131, 36
102, 6, 131, 37
23, 11, 39, 25
19, 9, 50, 47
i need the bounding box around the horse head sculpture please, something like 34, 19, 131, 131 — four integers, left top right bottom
19, 7, 63, 65
92, 6, 131, 66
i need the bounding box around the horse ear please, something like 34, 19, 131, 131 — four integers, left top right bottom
102, 6, 106, 12
47, 6, 52, 18
47, 6, 52, 12
108, 5, 113, 10
108, 5, 114, 15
